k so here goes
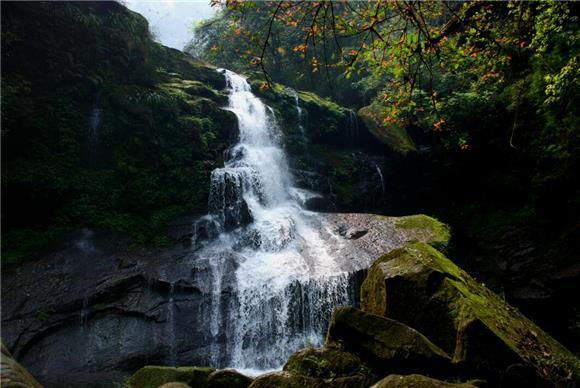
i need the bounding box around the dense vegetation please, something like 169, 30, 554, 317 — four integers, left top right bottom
194, 1, 580, 348
1, 2, 236, 264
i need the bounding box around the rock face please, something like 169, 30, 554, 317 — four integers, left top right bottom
1, 341, 43, 388
325, 307, 450, 377
360, 242, 580, 385
1, 214, 449, 387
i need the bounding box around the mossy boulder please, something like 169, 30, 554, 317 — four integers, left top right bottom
1, 341, 43, 388
159, 383, 191, 388
248, 371, 369, 388
207, 369, 252, 388
358, 102, 416, 156
393, 215, 451, 250
283, 347, 366, 379
325, 307, 451, 377
360, 242, 580, 385
124, 366, 215, 388
371, 374, 477, 388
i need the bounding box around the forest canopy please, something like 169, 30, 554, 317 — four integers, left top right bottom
192, 1, 579, 156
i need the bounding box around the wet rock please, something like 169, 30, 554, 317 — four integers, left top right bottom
0, 341, 42, 388
371, 374, 477, 388
326, 307, 451, 377
1, 213, 449, 385
124, 366, 214, 388
360, 242, 580, 385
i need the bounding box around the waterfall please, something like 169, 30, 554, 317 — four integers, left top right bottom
88, 106, 101, 166
347, 109, 359, 143
288, 88, 307, 143
192, 69, 354, 373
167, 282, 177, 366
375, 163, 386, 193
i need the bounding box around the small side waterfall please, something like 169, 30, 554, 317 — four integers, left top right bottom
192, 69, 355, 372
288, 88, 307, 143
167, 282, 177, 366
375, 163, 386, 193
88, 106, 101, 166
347, 109, 360, 143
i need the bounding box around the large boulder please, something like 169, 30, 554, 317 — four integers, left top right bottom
124, 366, 214, 388
371, 374, 477, 388
207, 369, 252, 388
325, 307, 451, 377
158, 383, 191, 388
360, 242, 580, 385
0, 341, 42, 388
283, 347, 366, 379
248, 371, 369, 388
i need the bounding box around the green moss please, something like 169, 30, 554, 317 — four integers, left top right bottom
365, 242, 580, 385
373, 214, 451, 250
124, 366, 215, 388
358, 103, 416, 155
284, 347, 363, 379
395, 214, 451, 247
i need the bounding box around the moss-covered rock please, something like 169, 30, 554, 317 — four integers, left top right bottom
360, 242, 580, 385
371, 374, 477, 388
283, 347, 365, 379
248, 371, 369, 388
325, 307, 451, 377
1, 341, 43, 388
124, 366, 215, 388
358, 102, 416, 156
158, 383, 192, 388
394, 215, 451, 248
207, 369, 252, 388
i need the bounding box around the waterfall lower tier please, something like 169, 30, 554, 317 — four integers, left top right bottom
201, 271, 359, 371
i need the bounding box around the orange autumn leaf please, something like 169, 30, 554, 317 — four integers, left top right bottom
433, 118, 445, 131
293, 44, 307, 52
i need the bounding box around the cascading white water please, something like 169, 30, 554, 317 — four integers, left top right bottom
194, 69, 354, 373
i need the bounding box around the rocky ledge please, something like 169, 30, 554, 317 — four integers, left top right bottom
1, 213, 448, 387
119, 242, 580, 388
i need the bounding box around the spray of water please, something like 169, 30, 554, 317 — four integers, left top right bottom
192, 69, 353, 372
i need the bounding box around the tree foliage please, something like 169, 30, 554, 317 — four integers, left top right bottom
194, 1, 578, 156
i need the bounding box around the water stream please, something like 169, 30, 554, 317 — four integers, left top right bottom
192, 69, 355, 373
